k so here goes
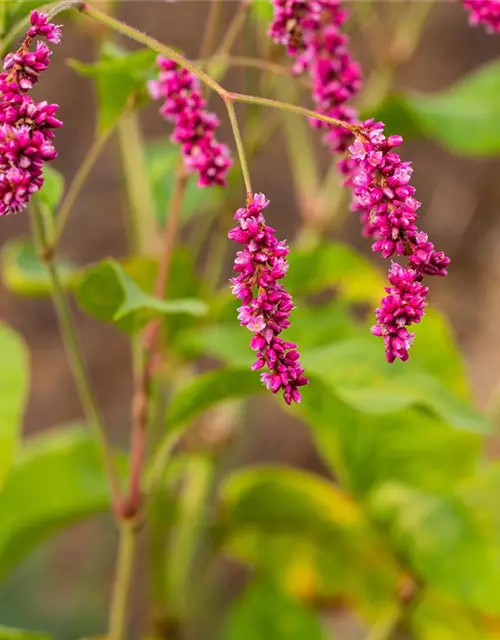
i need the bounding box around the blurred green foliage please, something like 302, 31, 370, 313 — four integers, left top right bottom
1, 231, 498, 638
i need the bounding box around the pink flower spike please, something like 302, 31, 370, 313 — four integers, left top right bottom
228, 193, 308, 404
0, 11, 62, 216
346, 120, 450, 362
149, 56, 232, 188
270, 0, 362, 166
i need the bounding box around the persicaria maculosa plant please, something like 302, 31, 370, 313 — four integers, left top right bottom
0, 1, 497, 638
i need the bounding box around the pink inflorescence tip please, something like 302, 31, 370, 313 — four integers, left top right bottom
148, 57, 232, 188
270, 0, 362, 164
0, 10, 62, 216
347, 119, 450, 363
463, 0, 500, 33
228, 193, 308, 404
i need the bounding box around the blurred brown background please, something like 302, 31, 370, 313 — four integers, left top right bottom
0, 1, 499, 637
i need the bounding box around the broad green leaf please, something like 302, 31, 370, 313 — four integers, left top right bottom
286, 243, 384, 303
145, 142, 222, 223
409, 309, 469, 398
69, 41, 156, 132
368, 93, 420, 139
250, 0, 274, 24
369, 483, 493, 610
37, 166, 64, 213
412, 590, 494, 640
222, 469, 401, 617
222, 580, 327, 640
0, 627, 50, 640
221, 466, 363, 539
167, 369, 263, 431
408, 58, 500, 156
0, 426, 124, 578
297, 378, 479, 496
1, 240, 76, 297
303, 338, 490, 433
176, 323, 251, 365
0, 324, 28, 486
75, 259, 207, 333
377, 59, 500, 156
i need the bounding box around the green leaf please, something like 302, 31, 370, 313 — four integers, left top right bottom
0, 627, 50, 640
297, 379, 480, 496
37, 166, 64, 213
0, 324, 28, 487
377, 59, 500, 156
167, 369, 263, 431
221, 468, 401, 617
145, 141, 222, 223
69, 41, 156, 132
221, 466, 363, 539
0, 426, 124, 578
250, 0, 274, 24
303, 338, 490, 433
222, 580, 327, 640
286, 242, 384, 303
75, 259, 207, 333
408, 309, 469, 398
1, 240, 76, 297
176, 323, 251, 365
411, 590, 494, 640
369, 483, 492, 610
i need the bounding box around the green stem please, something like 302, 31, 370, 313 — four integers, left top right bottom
206, 55, 292, 78
81, 3, 225, 95
52, 128, 112, 249
117, 112, 160, 255
30, 205, 121, 509
81, 3, 356, 134
228, 92, 358, 131
168, 457, 213, 617
224, 99, 252, 196
109, 523, 136, 640
213, 0, 251, 59
200, 0, 223, 61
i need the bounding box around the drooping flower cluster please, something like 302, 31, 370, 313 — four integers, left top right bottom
463, 0, 500, 33
0, 11, 62, 216
149, 57, 232, 187
348, 119, 450, 362
269, 0, 362, 159
229, 193, 308, 404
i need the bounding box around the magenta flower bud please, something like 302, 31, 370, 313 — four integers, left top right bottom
463, 0, 500, 32
229, 193, 308, 404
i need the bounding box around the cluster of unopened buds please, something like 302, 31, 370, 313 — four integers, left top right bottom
347, 120, 450, 362
0, 11, 62, 216
228, 194, 308, 404
270, 0, 362, 165
148, 56, 232, 187
3, 2, 498, 402
463, 0, 500, 33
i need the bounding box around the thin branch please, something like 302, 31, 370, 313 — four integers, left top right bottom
30, 205, 121, 511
